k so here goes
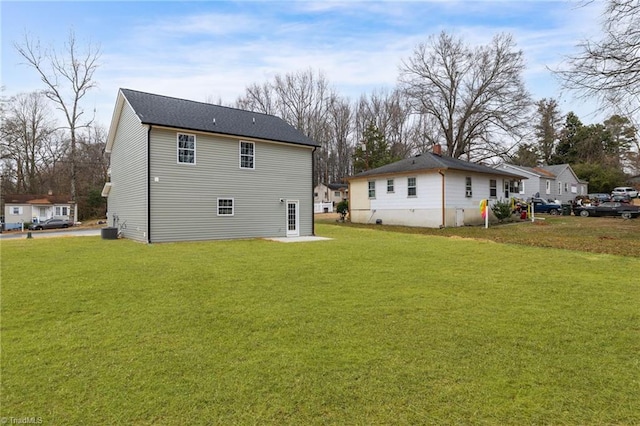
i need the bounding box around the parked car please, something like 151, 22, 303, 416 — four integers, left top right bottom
530, 198, 562, 215
28, 218, 72, 230
611, 187, 639, 198
573, 202, 640, 219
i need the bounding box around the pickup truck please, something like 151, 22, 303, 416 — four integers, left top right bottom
530, 198, 562, 215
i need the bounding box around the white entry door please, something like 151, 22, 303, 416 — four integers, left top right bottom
286, 200, 299, 237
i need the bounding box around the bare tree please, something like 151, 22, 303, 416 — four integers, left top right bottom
326, 96, 353, 181
354, 88, 415, 159
557, 0, 640, 119
399, 31, 531, 161
14, 30, 100, 220
0, 92, 57, 193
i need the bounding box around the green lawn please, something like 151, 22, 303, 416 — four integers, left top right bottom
1, 224, 639, 424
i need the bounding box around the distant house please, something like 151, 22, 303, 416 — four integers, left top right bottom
347, 147, 525, 228
495, 163, 588, 204
3, 194, 77, 225
104, 89, 319, 243
313, 182, 348, 212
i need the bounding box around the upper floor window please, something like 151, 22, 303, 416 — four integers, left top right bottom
368, 181, 376, 198
240, 141, 255, 169
564, 183, 569, 193
465, 177, 472, 197
407, 177, 417, 197
489, 179, 497, 198
177, 133, 195, 164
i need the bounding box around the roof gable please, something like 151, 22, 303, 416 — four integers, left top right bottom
113, 89, 319, 148
350, 153, 525, 179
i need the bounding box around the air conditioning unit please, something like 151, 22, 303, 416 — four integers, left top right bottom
466, 190, 472, 197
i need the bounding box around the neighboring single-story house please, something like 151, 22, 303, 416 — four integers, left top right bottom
3, 194, 77, 226
495, 163, 588, 204
347, 146, 526, 228
104, 89, 320, 243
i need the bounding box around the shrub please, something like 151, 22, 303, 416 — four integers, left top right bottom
336, 200, 349, 221
491, 199, 512, 221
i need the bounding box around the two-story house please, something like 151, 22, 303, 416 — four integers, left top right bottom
103, 89, 319, 243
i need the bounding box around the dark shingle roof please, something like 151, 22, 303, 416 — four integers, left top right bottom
120, 89, 319, 147
351, 153, 525, 179
3, 194, 75, 204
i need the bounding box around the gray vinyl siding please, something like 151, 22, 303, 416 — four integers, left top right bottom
107, 102, 148, 242
149, 128, 313, 242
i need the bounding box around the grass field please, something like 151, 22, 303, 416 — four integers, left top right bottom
1, 223, 639, 424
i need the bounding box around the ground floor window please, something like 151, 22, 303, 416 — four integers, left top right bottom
465, 177, 472, 197
368, 181, 376, 198
217, 198, 234, 216
407, 177, 417, 197
55, 206, 69, 216
490, 179, 497, 198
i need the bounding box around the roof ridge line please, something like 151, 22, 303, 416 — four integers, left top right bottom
120, 88, 280, 119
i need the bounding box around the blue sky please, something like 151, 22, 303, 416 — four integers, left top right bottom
1, 1, 606, 128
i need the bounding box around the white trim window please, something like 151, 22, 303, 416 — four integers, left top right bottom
387, 179, 394, 193
55, 206, 69, 216
217, 198, 234, 216
465, 177, 472, 197
557, 182, 562, 195
407, 177, 417, 197
490, 179, 497, 198
11, 206, 23, 215
546, 180, 551, 194
368, 181, 376, 198
177, 133, 196, 164
240, 141, 255, 169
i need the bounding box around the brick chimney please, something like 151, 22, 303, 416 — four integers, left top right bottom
432, 144, 442, 156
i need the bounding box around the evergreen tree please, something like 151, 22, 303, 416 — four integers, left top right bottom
352, 124, 398, 173
552, 112, 583, 164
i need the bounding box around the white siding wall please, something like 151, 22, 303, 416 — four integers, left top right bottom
351, 170, 515, 228
149, 128, 314, 242
106, 101, 149, 242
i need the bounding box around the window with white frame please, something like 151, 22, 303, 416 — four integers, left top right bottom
239, 141, 254, 169
407, 177, 417, 197
177, 133, 196, 164
387, 179, 394, 193
334, 191, 341, 197
11, 206, 22, 215
55, 206, 69, 216
465, 177, 472, 197
557, 182, 562, 195
546, 180, 551, 194
368, 181, 376, 198
489, 179, 497, 198
217, 198, 234, 216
